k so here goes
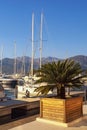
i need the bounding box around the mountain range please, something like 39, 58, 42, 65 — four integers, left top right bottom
1, 55, 87, 74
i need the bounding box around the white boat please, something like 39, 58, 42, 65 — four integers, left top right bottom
17, 75, 53, 98
17, 76, 40, 98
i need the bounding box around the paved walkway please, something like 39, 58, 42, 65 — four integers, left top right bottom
9, 119, 87, 130
0, 104, 86, 130
0, 115, 39, 130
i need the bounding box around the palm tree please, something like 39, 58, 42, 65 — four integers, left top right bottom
34, 59, 86, 99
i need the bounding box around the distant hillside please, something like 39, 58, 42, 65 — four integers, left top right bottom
69, 55, 87, 69
1, 55, 87, 74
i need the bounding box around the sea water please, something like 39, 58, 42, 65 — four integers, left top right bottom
4, 89, 16, 99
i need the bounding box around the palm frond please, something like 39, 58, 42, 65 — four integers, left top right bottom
34, 59, 86, 98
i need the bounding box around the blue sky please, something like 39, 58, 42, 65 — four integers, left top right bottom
0, 0, 87, 59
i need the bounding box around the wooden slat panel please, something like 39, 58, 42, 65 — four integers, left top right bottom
40, 97, 83, 123
27, 101, 40, 110
40, 98, 65, 122
0, 108, 11, 116
65, 96, 83, 122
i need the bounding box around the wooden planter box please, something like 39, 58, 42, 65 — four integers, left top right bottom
40, 96, 83, 123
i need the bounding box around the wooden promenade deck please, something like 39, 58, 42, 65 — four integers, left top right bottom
0, 98, 40, 125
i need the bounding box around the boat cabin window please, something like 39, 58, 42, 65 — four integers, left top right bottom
18, 80, 24, 85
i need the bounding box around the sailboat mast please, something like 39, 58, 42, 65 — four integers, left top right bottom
21, 54, 25, 76
40, 13, 43, 69
22, 54, 25, 76
0, 46, 3, 75
14, 41, 16, 75
31, 13, 34, 76
23, 55, 25, 75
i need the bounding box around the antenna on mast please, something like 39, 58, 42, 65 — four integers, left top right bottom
31, 13, 34, 76
40, 12, 43, 69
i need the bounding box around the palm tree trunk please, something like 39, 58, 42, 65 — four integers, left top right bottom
57, 87, 60, 98
67, 87, 70, 96
60, 87, 65, 99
